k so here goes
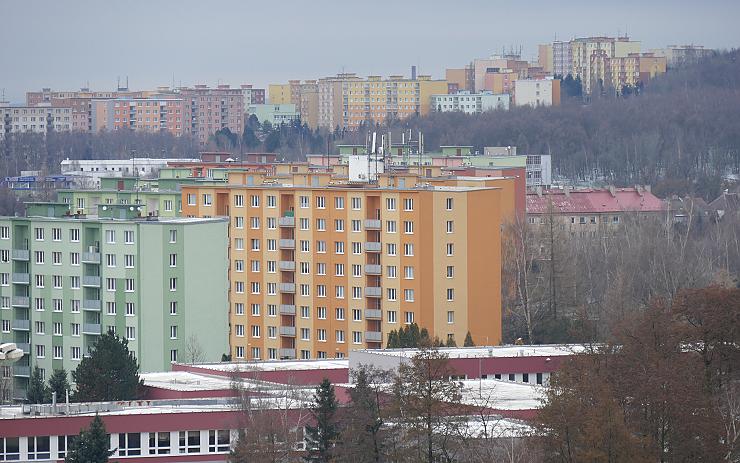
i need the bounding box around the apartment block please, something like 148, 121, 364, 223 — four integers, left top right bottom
514, 78, 561, 107
240, 84, 265, 107
180, 85, 245, 145
0, 204, 229, 399
180, 171, 503, 361
431, 91, 510, 113
1, 105, 73, 141
90, 97, 186, 135
248, 104, 299, 126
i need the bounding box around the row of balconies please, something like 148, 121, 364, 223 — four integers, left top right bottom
11, 273, 29, 284
11, 249, 29, 261
81, 251, 101, 264
277, 328, 382, 342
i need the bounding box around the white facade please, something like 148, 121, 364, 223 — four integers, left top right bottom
526, 154, 552, 187
431, 91, 510, 114
60, 158, 199, 186
1, 105, 73, 141
514, 79, 557, 107
247, 104, 299, 126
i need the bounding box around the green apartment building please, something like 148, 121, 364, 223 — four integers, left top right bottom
0, 203, 229, 400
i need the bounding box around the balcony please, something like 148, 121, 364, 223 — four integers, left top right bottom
82, 299, 101, 311
11, 273, 30, 285
17, 343, 30, 353
82, 252, 101, 264
365, 331, 382, 342
11, 319, 30, 331
279, 261, 296, 271
365, 287, 382, 298
279, 348, 296, 359
82, 276, 101, 287
11, 296, 29, 307
279, 239, 295, 249
278, 216, 295, 227
83, 323, 102, 335
364, 264, 381, 275
11, 249, 29, 261
278, 282, 296, 293
364, 309, 382, 320
279, 326, 296, 337
364, 219, 381, 230
13, 365, 30, 378
365, 242, 381, 253
279, 304, 296, 315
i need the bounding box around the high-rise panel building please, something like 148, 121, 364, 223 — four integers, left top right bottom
180, 85, 245, 145
0, 204, 229, 399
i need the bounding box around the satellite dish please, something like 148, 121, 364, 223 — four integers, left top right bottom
129, 206, 134, 211
102, 206, 108, 211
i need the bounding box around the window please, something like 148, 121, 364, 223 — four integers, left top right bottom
105, 229, 116, 244
164, 199, 173, 212
125, 278, 135, 292
232, 302, 242, 316
300, 240, 310, 252
0, 437, 20, 461
169, 277, 177, 291
187, 193, 196, 206
351, 197, 361, 209
335, 241, 344, 254
235, 325, 245, 337
446, 197, 454, 210
386, 220, 396, 233
316, 196, 326, 208
28, 436, 51, 460
35, 251, 44, 264
316, 240, 326, 253
404, 289, 415, 302
179, 431, 200, 454
118, 432, 142, 456
404, 266, 414, 279
403, 198, 414, 211
251, 239, 260, 251
387, 310, 397, 324
70, 252, 79, 266
267, 217, 276, 229
300, 306, 310, 318
250, 195, 260, 207
387, 288, 397, 301
0, 226, 8, 240
170, 326, 178, 339
266, 195, 276, 208
405, 311, 415, 324
301, 328, 310, 340
234, 216, 244, 229
317, 306, 327, 319
447, 288, 455, 301
386, 197, 396, 210
508, 373, 515, 381
334, 196, 345, 209
169, 229, 177, 243
447, 311, 455, 324
106, 254, 116, 267
403, 243, 414, 256
235, 346, 245, 359
234, 194, 244, 207
335, 307, 345, 320
106, 278, 117, 291
71, 346, 81, 360
446, 221, 454, 233
334, 286, 344, 298
52, 251, 62, 265
352, 331, 362, 344
334, 219, 345, 232
34, 227, 45, 241
268, 326, 277, 338
250, 217, 260, 229
446, 243, 454, 256
404, 221, 414, 234
149, 432, 171, 455
52, 227, 62, 241
387, 243, 397, 256
53, 322, 62, 335
107, 302, 116, 315
209, 430, 230, 453
126, 326, 136, 340
316, 218, 326, 231
124, 230, 135, 244
251, 325, 261, 338
251, 304, 260, 316
523, 373, 529, 383
335, 330, 345, 343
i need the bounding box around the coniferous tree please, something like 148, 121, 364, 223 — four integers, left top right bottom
72, 330, 142, 402
463, 332, 475, 347
65, 414, 114, 463
386, 330, 399, 348
419, 328, 431, 347
47, 369, 70, 402
445, 336, 457, 347
338, 366, 386, 462
304, 378, 340, 462
27, 366, 50, 404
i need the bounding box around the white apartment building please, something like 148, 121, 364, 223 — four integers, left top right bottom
60, 158, 199, 186
1, 105, 73, 141
431, 91, 510, 114
514, 79, 560, 107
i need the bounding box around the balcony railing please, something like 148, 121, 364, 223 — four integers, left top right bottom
13, 365, 30, 377
364, 219, 381, 230
17, 343, 30, 353
279, 261, 296, 271
279, 239, 295, 249
82, 300, 101, 311
82, 276, 101, 287
278, 216, 295, 227
11, 273, 30, 284
365, 242, 381, 253
279, 348, 296, 359
365, 331, 382, 342
364, 264, 381, 275
83, 323, 102, 335
11, 319, 30, 331
11, 249, 29, 261
279, 326, 296, 337
364, 309, 382, 320
278, 283, 296, 293
11, 296, 29, 307
365, 287, 382, 298
82, 252, 101, 264
279, 304, 296, 315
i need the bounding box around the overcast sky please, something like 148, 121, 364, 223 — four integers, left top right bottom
1, 0, 738, 102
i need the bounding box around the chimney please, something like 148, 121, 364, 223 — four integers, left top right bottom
536, 186, 542, 197
564, 186, 570, 198
411, 65, 417, 80
608, 185, 616, 197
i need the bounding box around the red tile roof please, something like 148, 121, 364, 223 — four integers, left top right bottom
527, 188, 666, 214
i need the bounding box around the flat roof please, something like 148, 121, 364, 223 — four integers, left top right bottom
9, 215, 228, 225
354, 344, 586, 359
179, 359, 349, 373
459, 379, 545, 410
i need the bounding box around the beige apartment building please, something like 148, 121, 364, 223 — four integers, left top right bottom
181, 169, 504, 361
180, 85, 245, 145
0, 105, 73, 141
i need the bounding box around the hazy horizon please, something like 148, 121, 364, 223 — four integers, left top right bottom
1, 0, 738, 102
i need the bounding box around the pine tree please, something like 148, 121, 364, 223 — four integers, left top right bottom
408, 324, 421, 347
72, 330, 142, 402
463, 332, 475, 347
419, 328, 431, 347
65, 414, 114, 463
27, 366, 50, 404
47, 369, 70, 402
386, 330, 399, 348
445, 336, 457, 347
338, 366, 385, 462
304, 378, 340, 462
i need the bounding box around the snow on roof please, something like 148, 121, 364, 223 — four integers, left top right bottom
141, 371, 236, 391
459, 379, 545, 410
527, 188, 666, 214
179, 359, 349, 373
354, 344, 585, 360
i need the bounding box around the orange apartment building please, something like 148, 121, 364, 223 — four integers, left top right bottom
180, 169, 505, 361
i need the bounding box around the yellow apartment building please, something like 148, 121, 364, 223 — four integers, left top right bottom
181, 170, 504, 361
